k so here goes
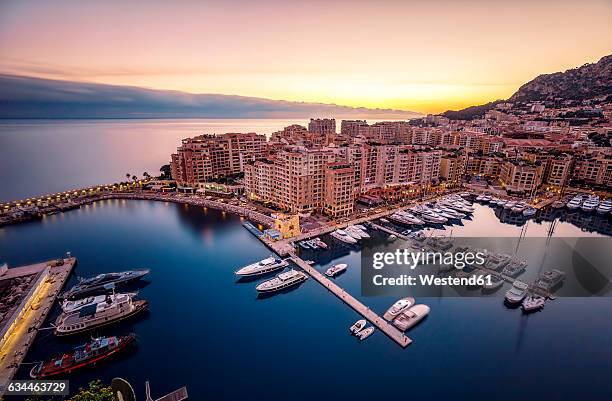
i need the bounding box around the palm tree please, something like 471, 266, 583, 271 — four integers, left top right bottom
125, 173, 131, 182
143, 172, 150, 180
132, 175, 138, 182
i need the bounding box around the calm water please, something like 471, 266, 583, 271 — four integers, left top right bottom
0, 119, 308, 202
1, 200, 611, 401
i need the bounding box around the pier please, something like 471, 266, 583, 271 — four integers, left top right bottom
289, 252, 412, 348
0, 257, 76, 395
370, 223, 409, 240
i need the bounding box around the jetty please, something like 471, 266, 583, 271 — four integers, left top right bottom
370, 223, 409, 240
0, 257, 76, 396
289, 252, 412, 348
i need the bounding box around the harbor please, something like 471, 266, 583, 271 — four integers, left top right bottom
0, 256, 76, 395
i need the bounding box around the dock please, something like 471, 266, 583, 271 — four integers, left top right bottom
370, 223, 409, 240
289, 252, 412, 348
0, 257, 76, 396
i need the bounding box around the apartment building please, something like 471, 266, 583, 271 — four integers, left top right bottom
573, 154, 612, 188
308, 118, 336, 135
324, 163, 355, 218
440, 153, 467, 182
171, 133, 266, 185
340, 120, 368, 137
499, 160, 544, 194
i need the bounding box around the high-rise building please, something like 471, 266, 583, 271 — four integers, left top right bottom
324, 163, 355, 217
499, 160, 544, 193
308, 118, 336, 135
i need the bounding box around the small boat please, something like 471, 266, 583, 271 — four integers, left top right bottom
356, 326, 375, 341
379, 218, 390, 224
55, 293, 148, 336
501, 258, 527, 277
325, 263, 348, 277
331, 230, 358, 244
581, 195, 600, 212
596, 200, 612, 214
511, 203, 527, 213
235, 257, 288, 277
523, 207, 537, 217
566, 195, 584, 210
503, 201, 517, 210
60, 269, 149, 300
383, 297, 416, 321
256, 269, 308, 293
30, 334, 136, 378
61, 292, 136, 314
388, 234, 397, 240
306, 240, 319, 249
312, 238, 328, 249
350, 319, 367, 334
535, 269, 566, 291
522, 295, 546, 312
392, 304, 430, 331
505, 281, 529, 304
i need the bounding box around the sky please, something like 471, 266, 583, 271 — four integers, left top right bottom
0, 0, 610, 114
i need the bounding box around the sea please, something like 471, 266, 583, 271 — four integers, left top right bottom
1, 119, 611, 401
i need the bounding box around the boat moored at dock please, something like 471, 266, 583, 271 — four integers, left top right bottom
356, 326, 375, 341
60, 269, 149, 300
235, 257, 288, 277
325, 263, 348, 277
392, 304, 430, 331
383, 297, 416, 321
255, 269, 308, 293
61, 292, 137, 314
504, 281, 529, 304
331, 229, 358, 244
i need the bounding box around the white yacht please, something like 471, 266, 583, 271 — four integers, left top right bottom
343, 227, 364, 240
349, 319, 367, 334
356, 326, 375, 341
331, 230, 358, 244
255, 269, 308, 293
511, 202, 527, 213
503, 201, 517, 210
435, 205, 464, 219
411, 207, 447, 224
581, 195, 600, 212
566, 195, 584, 210
522, 295, 546, 312
61, 292, 136, 313
347, 225, 370, 238
484, 252, 512, 271
325, 263, 348, 277
596, 200, 612, 214
523, 207, 537, 217
55, 293, 147, 336
392, 304, 430, 331
501, 258, 527, 277
312, 238, 328, 249
392, 212, 424, 225
535, 269, 566, 291
429, 207, 459, 220
504, 281, 529, 304
235, 257, 288, 277
383, 297, 416, 321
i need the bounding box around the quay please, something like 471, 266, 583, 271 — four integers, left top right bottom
289, 252, 412, 348
0, 257, 76, 395
370, 223, 409, 240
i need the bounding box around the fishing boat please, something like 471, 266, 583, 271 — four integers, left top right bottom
235, 257, 288, 277
60, 269, 150, 300
356, 326, 375, 341
504, 281, 529, 304
383, 297, 416, 321
331, 229, 358, 244
61, 292, 136, 314
392, 304, 430, 331
349, 319, 367, 334
255, 269, 308, 293
522, 295, 546, 312
325, 263, 348, 277
30, 334, 136, 378
55, 293, 148, 336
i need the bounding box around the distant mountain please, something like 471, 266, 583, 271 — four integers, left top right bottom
441, 54, 612, 120
0, 74, 420, 119
510, 54, 612, 102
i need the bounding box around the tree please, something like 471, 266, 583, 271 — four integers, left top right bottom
143, 172, 150, 179
125, 173, 131, 181
159, 164, 171, 180
68, 381, 116, 401
132, 175, 138, 182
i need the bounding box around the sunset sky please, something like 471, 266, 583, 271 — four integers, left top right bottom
0, 0, 610, 114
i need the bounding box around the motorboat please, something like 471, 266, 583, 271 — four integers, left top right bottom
60, 269, 150, 300
383, 297, 416, 321
306, 240, 319, 249
350, 319, 367, 334
392, 304, 430, 331
411, 207, 447, 224
235, 257, 288, 277
395, 211, 424, 225
55, 293, 148, 336
325, 263, 348, 277
484, 253, 512, 271
504, 281, 529, 304
347, 225, 370, 238
522, 207, 537, 217
501, 258, 527, 277
299, 241, 311, 250
511, 203, 527, 213
429, 207, 460, 220
522, 295, 546, 312
356, 326, 375, 340
312, 238, 328, 248
331, 230, 358, 244
566, 195, 584, 210
503, 201, 517, 210
551, 200, 565, 209
379, 218, 390, 224
596, 200, 612, 214
581, 195, 600, 212
535, 269, 566, 291
61, 292, 136, 314
255, 269, 308, 293
435, 205, 464, 218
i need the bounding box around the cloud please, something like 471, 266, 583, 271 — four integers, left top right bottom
0, 74, 421, 119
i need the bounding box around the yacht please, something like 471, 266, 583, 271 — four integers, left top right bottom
349, 319, 367, 334
306, 240, 319, 249
535, 269, 566, 291
55, 293, 148, 336
60, 269, 150, 300
426, 236, 453, 251
353, 224, 368, 231
551, 200, 565, 209
331, 230, 358, 244
394, 211, 424, 225
566, 195, 584, 210
581, 195, 600, 212
411, 207, 447, 224
379, 218, 390, 224
503, 201, 517, 210
429, 207, 459, 220
476, 194, 486, 202
596, 200, 612, 214
484, 253, 512, 271
356, 326, 375, 341
312, 238, 328, 249
501, 258, 527, 277
347, 225, 370, 238
504, 281, 529, 304
61, 292, 136, 314
343, 227, 363, 240
255, 269, 308, 293
392, 304, 430, 331
435, 205, 464, 219
511, 203, 527, 213
235, 257, 288, 277
383, 297, 416, 321
522, 295, 546, 312
523, 207, 537, 217
299, 241, 311, 250
445, 201, 473, 214
325, 263, 348, 277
